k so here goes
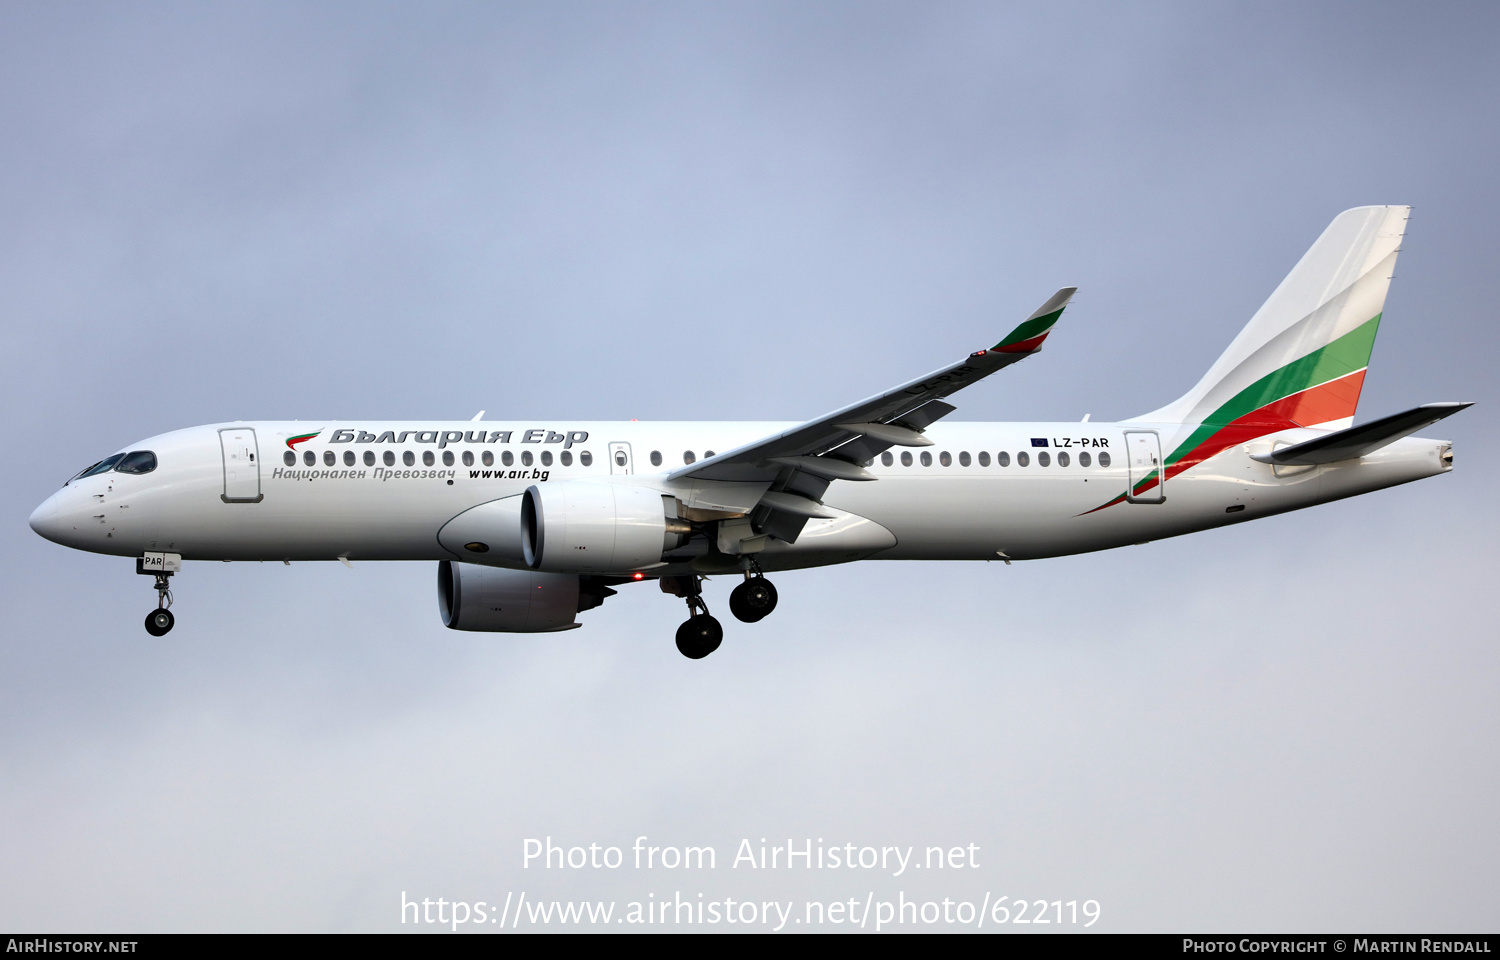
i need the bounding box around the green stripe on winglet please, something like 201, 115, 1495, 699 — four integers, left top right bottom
994, 308, 1063, 349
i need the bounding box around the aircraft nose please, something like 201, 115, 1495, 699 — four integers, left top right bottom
29, 491, 67, 544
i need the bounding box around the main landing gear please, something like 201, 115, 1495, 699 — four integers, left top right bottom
728, 566, 778, 623
673, 577, 722, 660
662, 565, 780, 659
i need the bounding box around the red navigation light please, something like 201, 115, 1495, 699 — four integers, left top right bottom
970, 349, 987, 357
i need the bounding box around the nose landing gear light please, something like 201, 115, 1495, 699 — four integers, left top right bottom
729, 570, 778, 623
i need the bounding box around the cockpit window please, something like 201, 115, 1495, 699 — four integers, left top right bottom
114, 451, 158, 475
76, 454, 126, 480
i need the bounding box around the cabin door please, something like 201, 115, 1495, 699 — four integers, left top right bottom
219, 428, 263, 502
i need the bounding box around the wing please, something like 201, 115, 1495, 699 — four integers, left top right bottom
664, 288, 1076, 541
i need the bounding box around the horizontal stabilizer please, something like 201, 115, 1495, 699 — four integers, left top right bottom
1252, 402, 1472, 465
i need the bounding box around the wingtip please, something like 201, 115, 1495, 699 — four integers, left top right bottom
1028, 286, 1077, 321
993, 288, 1076, 352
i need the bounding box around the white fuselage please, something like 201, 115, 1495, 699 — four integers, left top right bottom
29, 419, 1452, 573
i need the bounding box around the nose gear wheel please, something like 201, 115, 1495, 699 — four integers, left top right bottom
145, 608, 175, 636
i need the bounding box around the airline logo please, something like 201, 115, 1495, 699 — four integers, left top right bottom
286, 431, 322, 450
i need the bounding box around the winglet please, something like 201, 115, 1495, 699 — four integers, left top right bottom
992, 287, 1077, 354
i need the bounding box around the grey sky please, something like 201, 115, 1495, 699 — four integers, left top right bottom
1, 1, 1496, 932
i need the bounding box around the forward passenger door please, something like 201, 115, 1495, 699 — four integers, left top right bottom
219, 428, 263, 503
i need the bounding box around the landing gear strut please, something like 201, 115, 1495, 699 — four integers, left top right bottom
671, 576, 722, 659
144, 572, 175, 637
728, 562, 778, 623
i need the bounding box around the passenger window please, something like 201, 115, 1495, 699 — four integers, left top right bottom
442, 451, 454, 467
650, 450, 663, 466
403, 451, 415, 467
1099, 451, 1111, 468
881, 452, 893, 466
540, 451, 553, 466
901, 451, 913, 466
704, 450, 715, 458
383, 451, 395, 467
560, 450, 572, 466
502, 451, 514, 466
920, 451, 932, 467
1017, 451, 1030, 467
324, 451, 336, 467
462, 451, 474, 466
283, 451, 296, 467
304, 450, 316, 467
683, 451, 696, 464
1080, 451, 1091, 467
1039, 452, 1050, 467
959, 451, 971, 467
364, 451, 376, 467
1058, 451, 1069, 467
420, 451, 432, 467
521, 451, 533, 467
998, 451, 1011, 467
343, 451, 355, 467
939, 451, 951, 467
115, 451, 158, 475
978, 451, 990, 467
580, 451, 593, 467
481, 451, 493, 467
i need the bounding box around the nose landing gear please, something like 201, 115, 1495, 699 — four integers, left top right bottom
143, 573, 175, 636
137, 553, 178, 636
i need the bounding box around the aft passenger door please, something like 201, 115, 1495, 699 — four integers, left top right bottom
1124, 430, 1165, 503
608, 442, 633, 475
219, 428, 263, 503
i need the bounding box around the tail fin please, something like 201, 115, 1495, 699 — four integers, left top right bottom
1135, 205, 1409, 430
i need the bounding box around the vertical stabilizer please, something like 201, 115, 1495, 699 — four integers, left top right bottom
1135, 205, 1408, 432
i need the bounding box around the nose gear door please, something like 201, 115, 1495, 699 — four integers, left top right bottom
1124, 430, 1165, 503
219, 428, 263, 503
608, 442, 633, 475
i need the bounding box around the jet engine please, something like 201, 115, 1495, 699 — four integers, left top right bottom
437, 495, 529, 566
521, 482, 687, 574
437, 561, 585, 632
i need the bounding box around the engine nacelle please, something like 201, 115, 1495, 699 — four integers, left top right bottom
521, 481, 681, 574
437, 561, 581, 632
437, 495, 528, 566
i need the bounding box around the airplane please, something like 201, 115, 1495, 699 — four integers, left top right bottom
28, 205, 1470, 658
